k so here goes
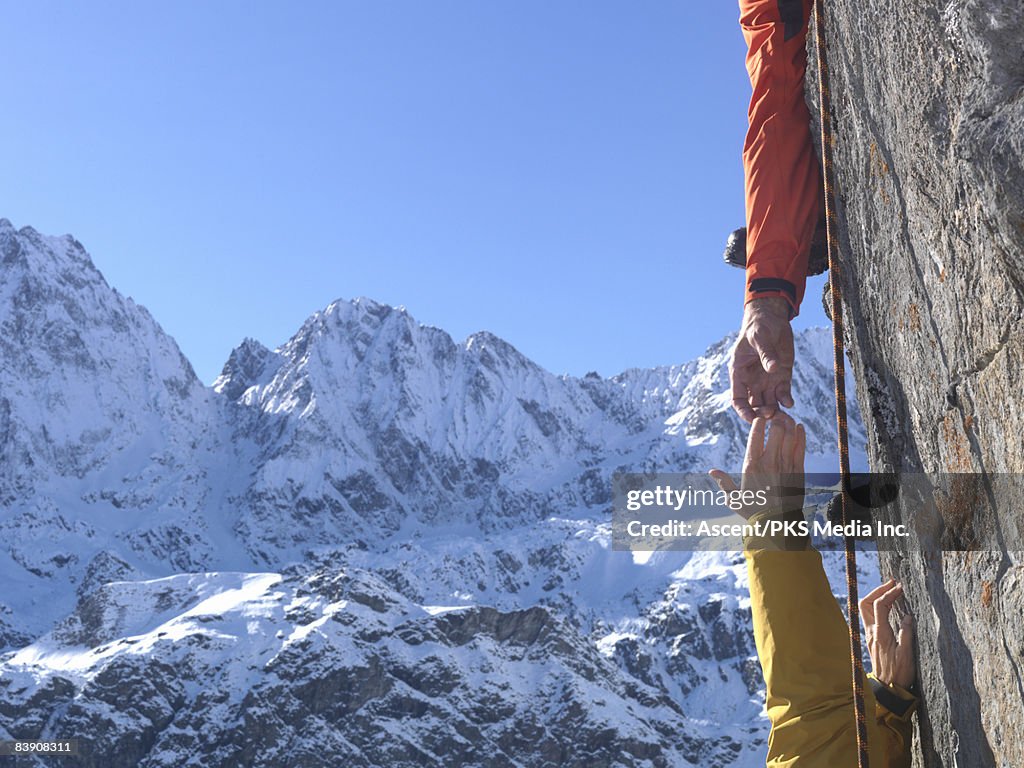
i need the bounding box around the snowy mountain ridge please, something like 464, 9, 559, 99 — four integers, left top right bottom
0, 219, 872, 767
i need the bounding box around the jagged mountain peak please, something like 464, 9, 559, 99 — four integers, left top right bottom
278, 295, 430, 364
464, 329, 538, 375
0, 218, 100, 285
212, 337, 275, 400
320, 294, 412, 328
0, 221, 206, 500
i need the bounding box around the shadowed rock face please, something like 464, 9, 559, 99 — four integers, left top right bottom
810, 2, 1024, 765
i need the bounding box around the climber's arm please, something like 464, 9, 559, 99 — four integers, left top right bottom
713, 416, 917, 764
730, 0, 822, 422
713, 416, 869, 759
744, 517, 881, 763
738, 0, 820, 316
746, 522, 918, 766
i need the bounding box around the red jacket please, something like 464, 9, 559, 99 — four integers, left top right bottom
740, 0, 822, 316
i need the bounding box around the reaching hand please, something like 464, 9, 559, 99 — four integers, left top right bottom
730, 297, 795, 422
860, 579, 916, 690
709, 413, 805, 520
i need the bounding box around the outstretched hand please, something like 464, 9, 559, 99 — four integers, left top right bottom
709, 413, 805, 520
861, 579, 916, 690
730, 297, 795, 422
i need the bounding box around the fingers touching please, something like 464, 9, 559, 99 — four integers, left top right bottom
757, 390, 779, 420
732, 398, 758, 423
742, 416, 806, 478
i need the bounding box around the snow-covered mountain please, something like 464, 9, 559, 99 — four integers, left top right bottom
0, 220, 873, 767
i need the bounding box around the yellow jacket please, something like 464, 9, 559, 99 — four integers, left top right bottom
744, 512, 918, 767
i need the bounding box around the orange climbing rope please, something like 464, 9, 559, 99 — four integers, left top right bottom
812, 1, 871, 766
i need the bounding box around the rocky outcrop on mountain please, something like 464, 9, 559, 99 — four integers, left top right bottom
3, 537, 880, 768
812, 3, 1024, 766
0, 540, 783, 767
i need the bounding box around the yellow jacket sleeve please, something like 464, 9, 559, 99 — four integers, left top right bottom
744, 510, 916, 767
867, 674, 919, 768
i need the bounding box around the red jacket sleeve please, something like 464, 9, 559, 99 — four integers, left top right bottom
739, 0, 822, 317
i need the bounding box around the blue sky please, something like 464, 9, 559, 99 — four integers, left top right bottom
0, 1, 828, 383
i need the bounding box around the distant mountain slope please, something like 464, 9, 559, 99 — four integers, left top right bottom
0, 220, 872, 767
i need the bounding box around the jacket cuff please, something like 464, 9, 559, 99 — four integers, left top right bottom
868, 674, 919, 721
744, 259, 804, 317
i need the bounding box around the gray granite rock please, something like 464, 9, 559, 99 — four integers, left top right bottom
809, 2, 1024, 766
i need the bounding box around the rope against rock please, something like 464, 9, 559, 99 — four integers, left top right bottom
812, 1, 871, 766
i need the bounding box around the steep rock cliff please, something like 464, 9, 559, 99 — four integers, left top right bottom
813, 2, 1024, 766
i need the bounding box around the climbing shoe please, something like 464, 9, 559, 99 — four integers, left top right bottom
722, 217, 830, 276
